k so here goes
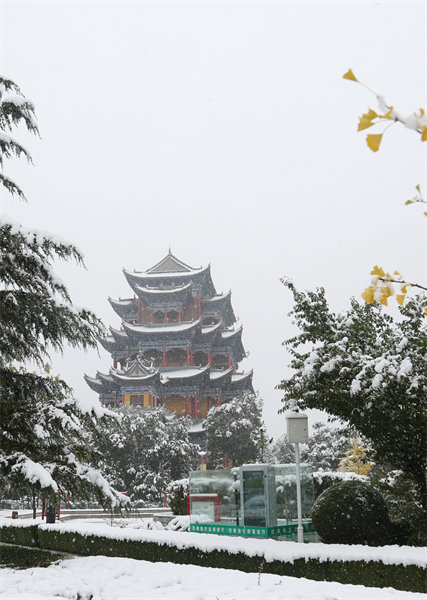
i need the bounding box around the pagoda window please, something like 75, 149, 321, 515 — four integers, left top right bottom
202, 316, 217, 327
166, 347, 186, 367
164, 394, 186, 417
143, 348, 162, 366
199, 397, 213, 418
212, 353, 228, 369
193, 350, 208, 367
153, 310, 164, 323
167, 309, 179, 323
129, 394, 145, 406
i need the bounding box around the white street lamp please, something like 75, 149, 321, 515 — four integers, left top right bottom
285, 407, 308, 543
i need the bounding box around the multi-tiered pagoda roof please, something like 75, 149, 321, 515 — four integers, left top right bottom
85, 251, 253, 428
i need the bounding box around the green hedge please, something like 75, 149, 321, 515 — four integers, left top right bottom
0, 524, 39, 547
0, 543, 68, 569
1, 524, 425, 593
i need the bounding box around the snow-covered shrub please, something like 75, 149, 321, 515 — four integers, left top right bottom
166, 478, 188, 515
312, 480, 392, 546
165, 515, 190, 531
312, 470, 368, 498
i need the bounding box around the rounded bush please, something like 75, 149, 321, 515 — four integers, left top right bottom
312, 480, 391, 546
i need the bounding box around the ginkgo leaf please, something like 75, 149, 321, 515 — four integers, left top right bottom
371, 265, 385, 277
379, 107, 394, 119
415, 108, 425, 118
405, 200, 413, 205
396, 295, 406, 306
424, 307, 427, 316
380, 295, 389, 306
416, 184, 420, 192
393, 270, 401, 276
421, 126, 427, 141
401, 285, 408, 294
362, 287, 375, 304
343, 69, 358, 82
358, 118, 375, 131
362, 108, 378, 121
366, 133, 383, 152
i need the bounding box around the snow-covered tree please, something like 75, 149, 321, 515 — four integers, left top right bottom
205, 393, 263, 467
272, 421, 353, 471
278, 282, 426, 522
338, 437, 374, 476
0, 76, 125, 511
94, 407, 197, 505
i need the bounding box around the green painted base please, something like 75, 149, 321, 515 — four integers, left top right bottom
190, 521, 315, 540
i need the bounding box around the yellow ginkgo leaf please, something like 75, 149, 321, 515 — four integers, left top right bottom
393, 270, 401, 276
415, 108, 425, 118
362, 108, 378, 121
362, 287, 375, 304
379, 107, 394, 119
401, 285, 408, 294
424, 212, 427, 217
343, 69, 358, 82
371, 265, 385, 277
424, 307, 427, 316
421, 126, 427, 141
416, 184, 421, 192
405, 200, 413, 205
358, 118, 375, 131
396, 294, 406, 306
380, 295, 389, 306
366, 133, 383, 152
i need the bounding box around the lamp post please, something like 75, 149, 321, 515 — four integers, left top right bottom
285, 407, 308, 543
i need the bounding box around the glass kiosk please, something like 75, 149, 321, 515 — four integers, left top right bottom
189, 464, 316, 540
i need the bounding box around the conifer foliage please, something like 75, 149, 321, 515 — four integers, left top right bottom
205, 393, 263, 467
0, 76, 124, 508
94, 407, 197, 504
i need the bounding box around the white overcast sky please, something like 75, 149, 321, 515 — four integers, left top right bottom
1, 1, 426, 440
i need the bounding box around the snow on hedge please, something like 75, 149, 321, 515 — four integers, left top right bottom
1, 518, 424, 568
3, 555, 425, 600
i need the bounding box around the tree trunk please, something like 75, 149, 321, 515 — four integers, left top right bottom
32, 489, 36, 519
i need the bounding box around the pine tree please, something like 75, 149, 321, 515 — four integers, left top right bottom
338, 438, 374, 476
0, 76, 125, 510
94, 407, 198, 505
205, 393, 264, 467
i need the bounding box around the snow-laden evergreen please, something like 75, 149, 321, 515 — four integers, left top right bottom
272, 421, 353, 470
205, 392, 263, 467
0, 77, 125, 508
94, 406, 198, 504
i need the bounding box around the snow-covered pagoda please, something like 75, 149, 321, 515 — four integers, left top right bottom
85, 251, 253, 426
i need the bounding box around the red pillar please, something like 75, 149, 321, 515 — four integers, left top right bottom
113, 359, 117, 369
164, 310, 168, 323
162, 349, 167, 367
194, 392, 199, 418
149, 394, 153, 407
227, 353, 232, 368
150, 311, 154, 323
178, 310, 182, 322
207, 350, 211, 365
121, 394, 125, 404
186, 347, 190, 366
216, 396, 221, 407
186, 394, 190, 416
137, 299, 142, 324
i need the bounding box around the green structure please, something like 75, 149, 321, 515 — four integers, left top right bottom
189, 464, 317, 541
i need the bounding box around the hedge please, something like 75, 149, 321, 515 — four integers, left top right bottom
1, 524, 425, 593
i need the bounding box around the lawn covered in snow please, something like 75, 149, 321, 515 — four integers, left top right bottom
1, 554, 424, 600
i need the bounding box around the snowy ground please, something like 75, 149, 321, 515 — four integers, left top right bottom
1, 554, 423, 600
